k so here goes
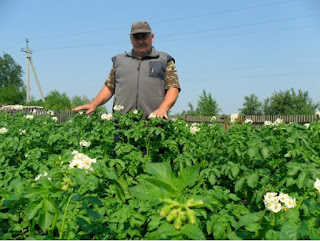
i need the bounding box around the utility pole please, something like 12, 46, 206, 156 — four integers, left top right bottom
21, 39, 45, 103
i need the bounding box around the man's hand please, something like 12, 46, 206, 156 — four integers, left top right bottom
72, 103, 97, 115
148, 88, 179, 120
150, 108, 169, 119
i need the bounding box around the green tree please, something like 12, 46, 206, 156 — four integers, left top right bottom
44, 90, 71, 110
195, 90, 220, 116
71, 95, 90, 109
263, 88, 319, 115
0, 53, 25, 104
239, 93, 263, 115
179, 90, 220, 116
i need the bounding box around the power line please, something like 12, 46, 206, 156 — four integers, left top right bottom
33, 15, 320, 51
28, 0, 293, 40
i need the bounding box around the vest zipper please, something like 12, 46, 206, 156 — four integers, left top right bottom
135, 60, 141, 109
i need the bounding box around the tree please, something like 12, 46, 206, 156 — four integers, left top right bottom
71, 95, 90, 109
263, 88, 319, 115
44, 90, 71, 110
196, 90, 220, 116
178, 89, 220, 116
0, 53, 25, 104
239, 93, 263, 115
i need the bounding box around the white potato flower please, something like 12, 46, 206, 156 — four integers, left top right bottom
0, 127, 8, 134
25, 114, 34, 120
314, 178, 320, 193
79, 139, 91, 147
19, 129, 26, 135
211, 116, 217, 121
47, 110, 54, 116
69, 151, 96, 171
264, 192, 278, 202
133, 109, 138, 114
190, 126, 200, 135
304, 123, 310, 128
245, 119, 253, 124
284, 197, 296, 209
278, 193, 289, 203
101, 113, 113, 120
78, 111, 84, 115
148, 112, 156, 119
52, 117, 58, 122
273, 118, 283, 125
269, 202, 282, 213
113, 105, 124, 111
34, 171, 50, 181
230, 113, 239, 123
264, 120, 272, 126
13, 105, 23, 110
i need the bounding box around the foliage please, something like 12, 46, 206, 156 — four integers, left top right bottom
71, 95, 90, 109
264, 88, 319, 115
44, 90, 72, 110
0, 53, 25, 104
239, 94, 263, 115
0, 110, 320, 239
179, 89, 220, 116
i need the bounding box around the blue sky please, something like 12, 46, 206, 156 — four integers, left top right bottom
1, 0, 320, 114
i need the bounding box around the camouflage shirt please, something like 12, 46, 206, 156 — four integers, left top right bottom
104, 59, 180, 91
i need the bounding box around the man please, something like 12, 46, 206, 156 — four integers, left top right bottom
73, 21, 180, 120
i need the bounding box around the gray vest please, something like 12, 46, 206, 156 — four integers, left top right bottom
112, 47, 174, 119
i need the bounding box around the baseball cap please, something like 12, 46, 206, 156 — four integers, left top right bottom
130, 21, 152, 35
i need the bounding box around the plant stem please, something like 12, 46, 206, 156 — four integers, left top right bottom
296, 189, 310, 210
59, 193, 73, 239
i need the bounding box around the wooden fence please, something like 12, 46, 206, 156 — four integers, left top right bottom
1, 106, 319, 126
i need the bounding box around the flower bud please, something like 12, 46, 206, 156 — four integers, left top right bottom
166, 209, 179, 222
186, 209, 196, 224
174, 216, 182, 230
193, 200, 204, 208
160, 205, 172, 217
186, 199, 195, 207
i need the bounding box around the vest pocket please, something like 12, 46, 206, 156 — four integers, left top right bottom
149, 61, 165, 80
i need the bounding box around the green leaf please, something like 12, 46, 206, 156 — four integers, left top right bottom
38, 208, 53, 233
247, 148, 257, 158
279, 221, 298, 240
286, 177, 296, 187
235, 177, 246, 192
86, 208, 101, 219
235, 212, 260, 230
246, 173, 259, 188
209, 173, 217, 185
230, 164, 240, 178
212, 223, 227, 240
146, 162, 175, 184
297, 171, 307, 188
261, 147, 269, 159
43, 199, 56, 213
129, 182, 167, 200
157, 222, 180, 237
26, 199, 44, 220
245, 223, 260, 232
287, 165, 300, 176
228, 193, 240, 201
144, 177, 177, 193
181, 224, 206, 240
265, 229, 280, 240
176, 164, 200, 189
227, 231, 242, 240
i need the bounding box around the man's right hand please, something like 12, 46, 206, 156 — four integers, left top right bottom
72, 103, 97, 115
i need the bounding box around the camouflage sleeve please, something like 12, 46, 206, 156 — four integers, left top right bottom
165, 60, 180, 91
104, 65, 115, 90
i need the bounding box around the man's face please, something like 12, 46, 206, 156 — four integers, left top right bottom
130, 33, 154, 58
